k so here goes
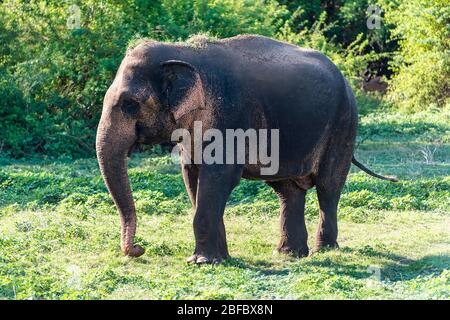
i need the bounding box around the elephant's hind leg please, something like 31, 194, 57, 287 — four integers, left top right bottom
312, 184, 341, 252
312, 152, 352, 253
267, 180, 309, 257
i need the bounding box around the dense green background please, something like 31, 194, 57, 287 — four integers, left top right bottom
0, 0, 448, 158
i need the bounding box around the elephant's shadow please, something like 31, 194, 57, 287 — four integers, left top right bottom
222, 247, 450, 282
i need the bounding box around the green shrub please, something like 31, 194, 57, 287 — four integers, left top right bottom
0, 0, 290, 158
1, 0, 448, 158
382, 0, 450, 111
0, 71, 62, 157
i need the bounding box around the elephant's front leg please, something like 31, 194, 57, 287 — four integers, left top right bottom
187, 165, 243, 264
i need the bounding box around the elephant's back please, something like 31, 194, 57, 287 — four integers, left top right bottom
215, 35, 345, 99
216, 35, 347, 116
219, 34, 329, 67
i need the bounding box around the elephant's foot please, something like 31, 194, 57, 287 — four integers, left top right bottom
275, 245, 309, 258
311, 241, 339, 255
122, 244, 145, 257
186, 252, 228, 265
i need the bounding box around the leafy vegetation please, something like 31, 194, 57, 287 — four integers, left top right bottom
0, 0, 448, 157
381, 0, 450, 111
0, 108, 448, 299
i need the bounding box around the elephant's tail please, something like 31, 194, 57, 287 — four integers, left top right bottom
352, 156, 398, 182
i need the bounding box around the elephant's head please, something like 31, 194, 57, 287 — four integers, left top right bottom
96, 45, 205, 256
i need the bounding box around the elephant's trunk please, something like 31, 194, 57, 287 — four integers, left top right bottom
96, 107, 145, 257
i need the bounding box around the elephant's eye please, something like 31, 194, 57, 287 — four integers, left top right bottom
121, 99, 140, 117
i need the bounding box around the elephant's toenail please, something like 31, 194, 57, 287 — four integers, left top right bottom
186, 255, 197, 263
196, 256, 209, 264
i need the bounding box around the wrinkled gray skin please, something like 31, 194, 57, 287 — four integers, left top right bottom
96, 35, 396, 263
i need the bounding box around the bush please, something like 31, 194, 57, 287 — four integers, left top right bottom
382, 0, 450, 111
0, 71, 30, 156
1, 0, 448, 157
0, 0, 289, 158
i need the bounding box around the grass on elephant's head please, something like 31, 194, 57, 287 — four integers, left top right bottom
127, 32, 220, 51
0, 106, 449, 299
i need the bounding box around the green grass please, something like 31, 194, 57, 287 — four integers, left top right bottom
0, 107, 449, 300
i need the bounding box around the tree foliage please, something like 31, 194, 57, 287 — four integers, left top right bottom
381, 0, 450, 111
0, 0, 447, 157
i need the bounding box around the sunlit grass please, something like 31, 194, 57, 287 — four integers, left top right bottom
0, 108, 448, 299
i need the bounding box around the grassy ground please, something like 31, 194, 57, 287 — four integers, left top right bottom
0, 106, 449, 299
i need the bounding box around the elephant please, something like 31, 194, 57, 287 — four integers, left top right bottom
96, 34, 397, 264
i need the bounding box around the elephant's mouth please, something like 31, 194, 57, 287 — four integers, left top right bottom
127, 141, 141, 156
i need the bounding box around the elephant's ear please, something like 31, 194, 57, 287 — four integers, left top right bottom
161, 60, 206, 121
